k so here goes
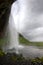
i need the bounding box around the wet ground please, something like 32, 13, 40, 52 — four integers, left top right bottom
19, 45, 43, 58
6, 44, 43, 58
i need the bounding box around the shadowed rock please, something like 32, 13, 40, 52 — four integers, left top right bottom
0, 0, 16, 37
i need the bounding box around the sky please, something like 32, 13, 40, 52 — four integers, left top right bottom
11, 0, 43, 42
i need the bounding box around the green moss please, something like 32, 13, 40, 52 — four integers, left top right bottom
0, 49, 5, 56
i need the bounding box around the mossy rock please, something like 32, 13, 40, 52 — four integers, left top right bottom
0, 49, 5, 56
0, 51, 43, 65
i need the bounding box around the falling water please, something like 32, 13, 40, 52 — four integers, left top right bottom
8, 0, 43, 57
2, 7, 24, 53
12, 0, 43, 42
1, 0, 43, 58
8, 13, 19, 52
2, 13, 18, 53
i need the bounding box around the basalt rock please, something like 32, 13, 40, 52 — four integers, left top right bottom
0, 0, 16, 36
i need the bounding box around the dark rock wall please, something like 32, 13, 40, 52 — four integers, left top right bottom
0, 0, 16, 35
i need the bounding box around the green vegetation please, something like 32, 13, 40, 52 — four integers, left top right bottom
0, 34, 43, 48
0, 37, 8, 48
19, 34, 43, 47
0, 49, 5, 56
0, 50, 43, 65
19, 34, 30, 45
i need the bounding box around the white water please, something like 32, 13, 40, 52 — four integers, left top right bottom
1, 0, 43, 57
12, 0, 43, 42
7, 0, 43, 57
2, 14, 18, 52
2, 8, 24, 53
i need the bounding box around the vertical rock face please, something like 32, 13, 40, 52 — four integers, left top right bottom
0, 0, 17, 50
0, 0, 16, 35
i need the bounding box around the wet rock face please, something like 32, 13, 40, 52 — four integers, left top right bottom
0, 0, 16, 37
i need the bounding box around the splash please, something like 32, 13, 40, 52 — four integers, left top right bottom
2, 9, 24, 54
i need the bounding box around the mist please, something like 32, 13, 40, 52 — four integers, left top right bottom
11, 0, 43, 41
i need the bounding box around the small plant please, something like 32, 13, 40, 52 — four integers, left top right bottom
0, 49, 5, 56
0, 51, 43, 65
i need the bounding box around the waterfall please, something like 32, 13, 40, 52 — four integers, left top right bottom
1, 0, 43, 57
2, 13, 19, 53
12, 0, 43, 42
8, 13, 19, 52
2, 4, 24, 53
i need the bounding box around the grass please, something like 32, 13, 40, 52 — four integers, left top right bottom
19, 34, 43, 47
19, 34, 30, 44
0, 34, 43, 47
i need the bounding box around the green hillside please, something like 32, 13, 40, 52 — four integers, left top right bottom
19, 34, 43, 47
